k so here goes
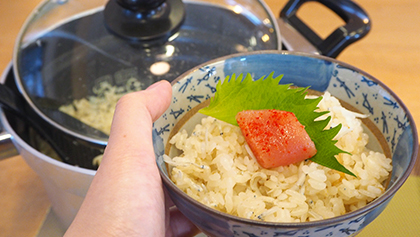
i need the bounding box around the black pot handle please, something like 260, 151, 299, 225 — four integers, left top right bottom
280, 0, 371, 58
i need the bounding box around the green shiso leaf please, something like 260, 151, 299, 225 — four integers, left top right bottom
199, 72, 355, 177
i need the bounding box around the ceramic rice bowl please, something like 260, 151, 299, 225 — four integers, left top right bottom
153, 51, 418, 237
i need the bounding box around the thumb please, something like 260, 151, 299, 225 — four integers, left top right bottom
66, 80, 172, 236
106, 79, 172, 163
102, 79, 171, 168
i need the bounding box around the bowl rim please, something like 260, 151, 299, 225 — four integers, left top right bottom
160, 50, 419, 227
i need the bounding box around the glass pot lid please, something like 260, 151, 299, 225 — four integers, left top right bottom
13, 0, 281, 146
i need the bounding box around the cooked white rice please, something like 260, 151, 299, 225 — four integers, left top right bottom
165, 92, 392, 222
59, 78, 144, 135
59, 79, 144, 167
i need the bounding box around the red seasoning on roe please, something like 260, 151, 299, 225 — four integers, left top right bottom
236, 109, 317, 169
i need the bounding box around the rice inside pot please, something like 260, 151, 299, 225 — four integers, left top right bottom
164, 92, 392, 222
59, 78, 144, 135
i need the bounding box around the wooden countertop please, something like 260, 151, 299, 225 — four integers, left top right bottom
0, 0, 419, 236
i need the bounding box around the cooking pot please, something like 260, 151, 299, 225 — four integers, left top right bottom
0, 0, 370, 230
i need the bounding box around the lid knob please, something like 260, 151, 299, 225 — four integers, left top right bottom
104, 0, 185, 44
116, 0, 165, 11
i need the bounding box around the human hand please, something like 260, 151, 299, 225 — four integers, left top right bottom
65, 80, 199, 236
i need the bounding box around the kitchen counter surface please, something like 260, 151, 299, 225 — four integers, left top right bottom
0, 0, 419, 236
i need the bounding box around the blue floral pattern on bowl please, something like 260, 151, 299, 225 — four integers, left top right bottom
153, 51, 418, 237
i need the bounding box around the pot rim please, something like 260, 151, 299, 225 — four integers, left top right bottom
0, 62, 97, 176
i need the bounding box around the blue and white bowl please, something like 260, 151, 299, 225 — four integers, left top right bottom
153, 51, 418, 237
